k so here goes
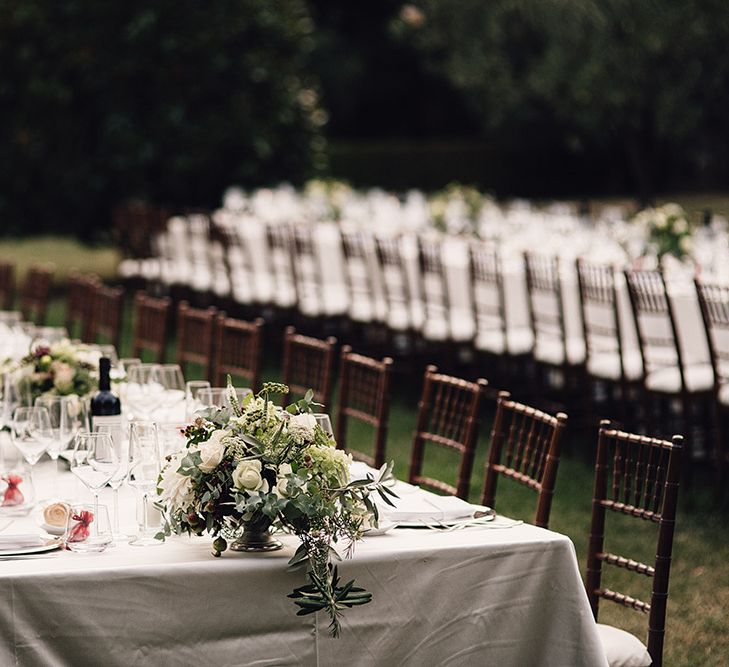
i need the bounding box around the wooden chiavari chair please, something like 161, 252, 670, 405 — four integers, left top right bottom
176, 301, 217, 381
341, 228, 382, 330
212, 315, 264, 391
132, 291, 171, 363
89, 284, 125, 351
576, 259, 642, 422
281, 326, 337, 408
265, 223, 297, 318
66, 273, 99, 341
417, 236, 451, 343
334, 345, 393, 468
291, 223, 325, 321
375, 235, 415, 347
20, 265, 54, 324
524, 253, 585, 390
0, 261, 15, 310
470, 243, 533, 381
408, 365, 488, 500
694, 278, 729, 481
586, 420, 683, 667
481, 391, 567, 528
625, 269, 713, 455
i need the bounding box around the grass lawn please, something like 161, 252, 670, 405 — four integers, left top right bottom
3, 212, 729, 666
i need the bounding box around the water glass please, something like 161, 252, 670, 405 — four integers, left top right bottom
71, 432, 119, 531
64, 503, 113, 553
0, 461, 35, 516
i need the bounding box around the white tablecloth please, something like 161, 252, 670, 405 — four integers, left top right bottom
0, 458, 607, 667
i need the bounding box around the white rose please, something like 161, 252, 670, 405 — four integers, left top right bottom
679, 236, 693, 254
197, 430, 226, 472
232, 459, 264, 492
276, 463, 293, 496
288, 413, 317, 444
159, 455, 194, 510
655, 212, 668, 229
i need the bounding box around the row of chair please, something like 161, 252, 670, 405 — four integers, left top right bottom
0, 262, 55, 324
1, 262, 681, 666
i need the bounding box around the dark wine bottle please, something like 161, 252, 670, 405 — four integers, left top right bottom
91, 357, 123, 444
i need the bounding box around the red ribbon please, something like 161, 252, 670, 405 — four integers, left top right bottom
1, 474, 25, 507
67, 510, 94, 542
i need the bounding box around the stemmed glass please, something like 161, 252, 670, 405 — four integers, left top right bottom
198, 387, 253, 412
96, 423, 129, 541
0, 373, 29, 471
71, 432, 119, 535
34, 395, 86, 498
128, 421, 162, 547
10, 406, 54, 504
185, 380, 211, 420
313, 413, 334, 437
158, 364, 186, 414
125, 364, 164, 420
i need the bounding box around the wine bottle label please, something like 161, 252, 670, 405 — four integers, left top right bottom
92, 415, 125, 451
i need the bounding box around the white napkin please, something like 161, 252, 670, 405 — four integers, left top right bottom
378, 491, 489, 525
0, 534, 46, 549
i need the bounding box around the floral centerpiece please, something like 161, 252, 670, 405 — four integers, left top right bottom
428, 182, 485, 236
632, 203, 693, 260
156, 380, 397, 637
15, 340, 97, 402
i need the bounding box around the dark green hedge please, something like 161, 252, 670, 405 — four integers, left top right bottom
0, 1, 326, 239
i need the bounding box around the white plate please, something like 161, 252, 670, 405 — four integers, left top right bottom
394, 509, 496, 529
0, 537, 62, 557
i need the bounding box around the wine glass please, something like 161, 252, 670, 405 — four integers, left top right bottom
34, 395, 86, 498
71, 432, 119, 534
125, 364, 164, 420
157, 422, 187, 458
313, 413, 334, 437
158, 364, 186, 414
0, 373, 29, 471
96, 423, 129, 541
10, 406, 53, 509
198, 387, 253, 412
128, 421, 162, 547
185, 380, 211, 420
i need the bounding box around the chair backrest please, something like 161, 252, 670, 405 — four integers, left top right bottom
481, 391, 567, 528
66, 273, 99, 341
266, 223, 297, 309
694, 278, 729, 390
132, 291, 171, 362
624, 269, 683, 383
20, 265, 55, 324
176, 301, 217, 381
334, 345, 393, 468
375, 235, 412, 330
576, 259, 626, 373
212, 214, 257, 305
524, 252, 567, 364
417, 236, 451, 338
0, 261, 15, 310
89, 284, 125, 351
409, 365, 488, 499
291, 224, 323, 316
586, 420, 683, 667
341, 229, 379, 322
212, 315, 264, 391
281, 326, 337, 408
469, 242, 507, 345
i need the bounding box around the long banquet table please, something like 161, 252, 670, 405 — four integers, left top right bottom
0, 457, 608, 667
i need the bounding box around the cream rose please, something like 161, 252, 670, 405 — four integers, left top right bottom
43, 501, 71, 528
232, 459, 264, 492
679, 236, 693, 254
197, 430, 226, 472
275, 463, 293, 496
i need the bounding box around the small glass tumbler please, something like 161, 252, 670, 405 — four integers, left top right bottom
64, 503, 113, 553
